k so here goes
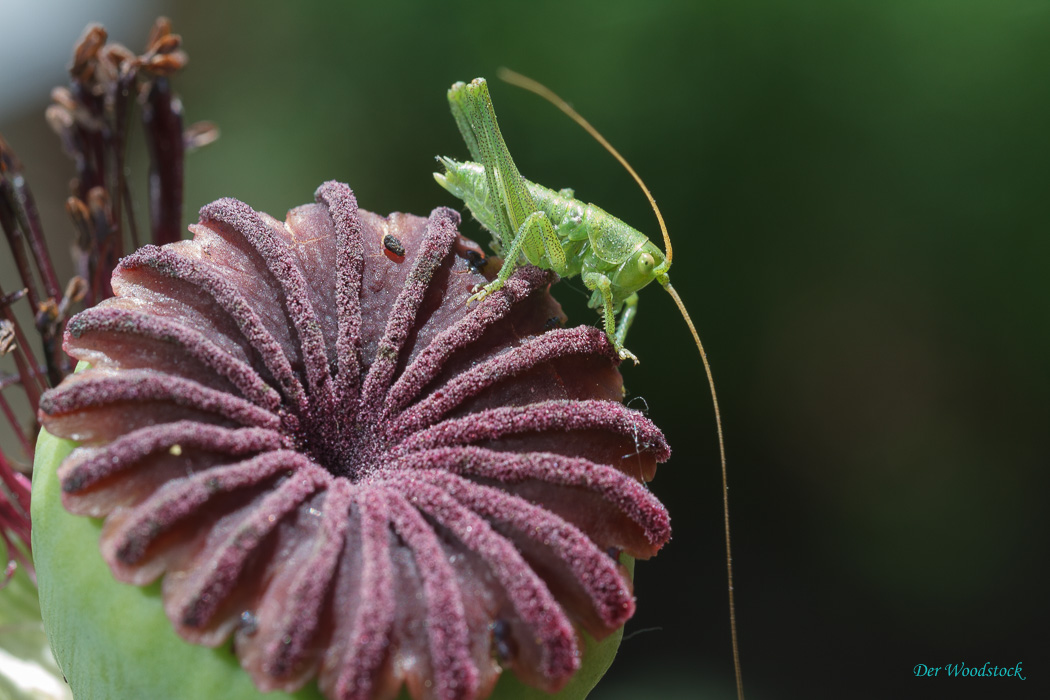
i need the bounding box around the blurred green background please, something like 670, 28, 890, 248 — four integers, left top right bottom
3, 1, 1049, 698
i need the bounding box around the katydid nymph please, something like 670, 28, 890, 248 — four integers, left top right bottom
434, 73, 745, 699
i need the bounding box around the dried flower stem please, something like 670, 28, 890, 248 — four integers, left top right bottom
142, 77, 185, 245
0, 140, 62, 305
0, 286, 46, 413
0, 16, 211, 586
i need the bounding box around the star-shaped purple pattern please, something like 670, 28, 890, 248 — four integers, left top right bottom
38, 182, 671, 700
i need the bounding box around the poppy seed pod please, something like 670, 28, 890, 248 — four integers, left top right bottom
33, 182, 671, 700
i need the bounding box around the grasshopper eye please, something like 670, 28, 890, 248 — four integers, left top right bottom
638, 252, 655, 275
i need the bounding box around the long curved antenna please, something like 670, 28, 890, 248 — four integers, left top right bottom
665, 283, 743, 700
497, 67, 673, 263
499, 67, 743, 700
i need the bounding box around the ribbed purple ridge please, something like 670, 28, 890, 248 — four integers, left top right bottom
38, 182, 672, 700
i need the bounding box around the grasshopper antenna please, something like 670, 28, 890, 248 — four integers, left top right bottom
497, 68, 673, 263
498, 67, 744, 700
664, 283, 742, 700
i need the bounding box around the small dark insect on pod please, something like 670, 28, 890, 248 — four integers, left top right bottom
543, 316, 564, 331
464, 248, 486, 274
382, 232, 406, 262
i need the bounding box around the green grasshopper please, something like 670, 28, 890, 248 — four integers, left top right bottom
435, 77, 666, 364
435, 73, 745, 699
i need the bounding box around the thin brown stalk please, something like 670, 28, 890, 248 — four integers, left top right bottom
0, 286, 46, 412
142, 77, 185, 245
0, 186, 42, 310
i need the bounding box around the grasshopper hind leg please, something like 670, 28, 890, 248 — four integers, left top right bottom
450, 79, 563, 304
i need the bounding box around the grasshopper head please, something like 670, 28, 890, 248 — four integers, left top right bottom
611, 239, 669, 300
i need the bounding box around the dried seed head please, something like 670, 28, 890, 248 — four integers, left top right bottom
50, 86, 77, 111
142, 50, 188, 77
71, 24, 107, 82
45, 104, 75, 137
139, 17, 187, 77
100, 43, 135, 71
0, 289, 28, 307
0, 320, 15, 355
184, 121, 221, 151
37, 182, 671, 700
63, 276, 89, 305
145, 16, 173, 50
150, 33, 183, 56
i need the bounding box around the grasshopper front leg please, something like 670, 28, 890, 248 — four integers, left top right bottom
584, 271, 640, 364
615, 292, 639, 350
468, 209, 567, 305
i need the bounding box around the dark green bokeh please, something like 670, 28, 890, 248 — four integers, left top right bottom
6, 1, 1050, 698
